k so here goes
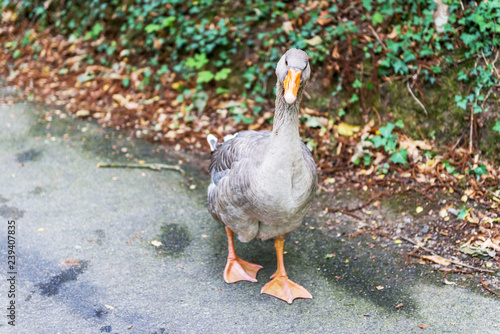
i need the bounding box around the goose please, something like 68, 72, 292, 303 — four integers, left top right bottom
207, 49, 317, 304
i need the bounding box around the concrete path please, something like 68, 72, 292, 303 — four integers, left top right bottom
0, 98, 498, 333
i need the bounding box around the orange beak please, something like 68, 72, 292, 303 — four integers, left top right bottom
283, 68, 301, 104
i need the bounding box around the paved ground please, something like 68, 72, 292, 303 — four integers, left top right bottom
0, 96, 498, 333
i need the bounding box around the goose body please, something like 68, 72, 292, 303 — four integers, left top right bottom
207, 49, 317, 303
208, 128, 317, 241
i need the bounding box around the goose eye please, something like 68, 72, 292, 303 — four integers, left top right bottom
285, 60, 288, 66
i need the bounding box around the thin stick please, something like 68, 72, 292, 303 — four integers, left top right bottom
401, 237, 496, 273
480, 276, 500, 297
469, 107, 473, 154
407, 81, 428, 116
97, 162, 185, 175
368, 26, 387, 51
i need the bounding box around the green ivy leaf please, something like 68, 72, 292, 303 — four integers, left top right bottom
457, 70, 468, 81
338, 109, 346, 117
395, 120, 404, 128
454, 95, 467, 110
390, 149, 408, 164
362, 0, 372, 11
186, 53, 209, 70
352, 79, 363, 88
214, 68, 231, 81
443, 161, 455, 174
122, 77, 130, 87
371, 135, 386, 148
350, 93, 359, 103
457, 208, 469, 220
493, 121, 500, 132
372, 12, 384, 25
216, 87, 229, 94
430, 66, 441, 74
145, 24, 161, 34
474, 164, 487, 176
379, 123, 395, 138
363, 154, 371, 166
197, 71, 215, 83
162, 16, 176, 27
460, 33, 478, 45
403, 50, 416, 62
392, 59, 408, 74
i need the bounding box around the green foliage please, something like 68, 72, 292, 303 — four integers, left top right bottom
5, 0, 500, 134
214, 68, 231, 81
372, 123, 398, 152
493, 121, 500, 132
390, 149, 408, 164
185, 53, 209, 70
196, 71, 214, 83
474, 164, 487, 176
457, 208, 470, 220
371, 122, 407, 164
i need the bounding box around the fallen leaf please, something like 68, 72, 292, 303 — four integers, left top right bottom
331, 45, 340, 59
61, 259, 79, 266
418, 324, 428, 329
416, 206, 424, 214
76, 109, 90, 117
283, 21, 294, 34
376, 285, 384, 290
305, 35, 322, 46
337, 122, 361, 137
104, 304, 115, 310
151, 240, 162, 247
422, 255, 451, 266
387, 27, 398, 39
317, 10, 334, 26
396, 303, 403, 308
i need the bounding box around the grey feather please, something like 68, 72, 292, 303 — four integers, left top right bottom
207, 49, 317, 242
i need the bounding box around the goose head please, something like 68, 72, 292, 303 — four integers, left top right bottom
276, 49, 311, 104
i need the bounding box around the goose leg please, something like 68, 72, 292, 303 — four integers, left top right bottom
261, 237, 312, 304
223, 226, 262, 283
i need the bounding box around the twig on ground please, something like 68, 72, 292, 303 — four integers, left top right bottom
349, 229, 390, 239
401, 237, 496, 273
439, 268, 481, 278
368, 25, 387, 51
97, 162, 185, 175
407, 81, 428, 116
338, 210, 362, 220
480, 276, 500, 297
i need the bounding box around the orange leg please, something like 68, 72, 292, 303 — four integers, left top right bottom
224, 226, 262, 283
261, 237, 312, 304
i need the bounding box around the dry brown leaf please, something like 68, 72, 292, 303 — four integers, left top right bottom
75, 109, 90, 117
283, 21, 294, 34
61, 259, 79, 266
422, 255, 451, 266
399, 135, 432, 162
331, 45, 340, 59
387, 27, 398, 39
317, 10, 334, 26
